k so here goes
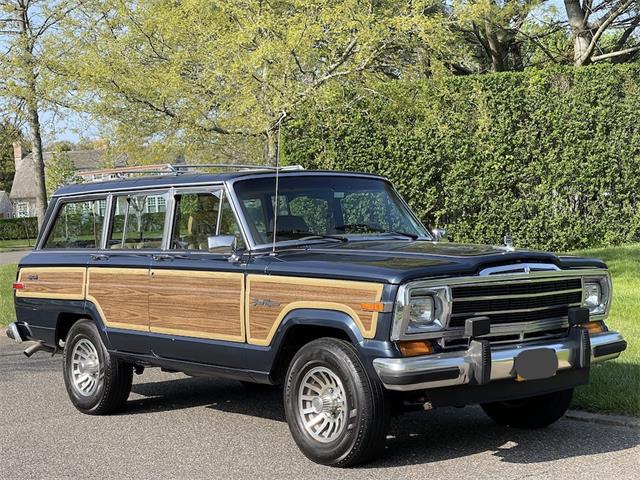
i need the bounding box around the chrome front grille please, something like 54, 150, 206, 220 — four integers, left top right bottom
449, 278, 583, 328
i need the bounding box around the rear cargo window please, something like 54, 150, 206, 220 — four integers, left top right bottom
43, 199, 106, 249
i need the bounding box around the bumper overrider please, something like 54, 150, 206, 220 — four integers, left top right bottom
373, 328, 627, 392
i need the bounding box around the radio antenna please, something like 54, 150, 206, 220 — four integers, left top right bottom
271, 111, 287, 256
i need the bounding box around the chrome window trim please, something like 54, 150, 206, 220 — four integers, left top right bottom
391, 268, 611, 341
222, 183, 252, 250
37, 193, 110, 251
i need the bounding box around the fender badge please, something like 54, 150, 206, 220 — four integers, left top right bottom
251, 298, 282, 308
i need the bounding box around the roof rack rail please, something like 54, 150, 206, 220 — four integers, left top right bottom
68, 163, 305, 184
167, 163, 305, 173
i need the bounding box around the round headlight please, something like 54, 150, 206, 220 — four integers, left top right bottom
408, 296, 435, 325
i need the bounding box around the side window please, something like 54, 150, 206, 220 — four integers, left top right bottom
171, 192, 221, 250
219, 197, 246, 250
108, 193, 167, 249
43, 198, 106, 249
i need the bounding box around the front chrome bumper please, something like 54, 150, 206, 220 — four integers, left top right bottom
373, 330, 627, 392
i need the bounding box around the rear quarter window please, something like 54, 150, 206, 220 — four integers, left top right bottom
43, 198, 107, 249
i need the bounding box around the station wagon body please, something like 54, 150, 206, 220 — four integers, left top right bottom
6, 168, 628, 467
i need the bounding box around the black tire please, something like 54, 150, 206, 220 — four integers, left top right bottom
284, 338, 389, 467
63, 319, 133, 415
481, 388, 574, 429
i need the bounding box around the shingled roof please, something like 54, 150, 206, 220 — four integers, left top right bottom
9, 147, 127, 200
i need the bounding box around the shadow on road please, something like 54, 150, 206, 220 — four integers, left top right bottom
128, 375, 640, 468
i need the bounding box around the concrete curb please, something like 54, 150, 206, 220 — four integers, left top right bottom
566, 409, 640, 429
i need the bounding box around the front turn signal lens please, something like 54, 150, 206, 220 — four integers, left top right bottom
584, 321, 605, 335
360, 302, 386, 312
397, 340, 434, 357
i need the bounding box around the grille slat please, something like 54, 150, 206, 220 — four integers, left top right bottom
449, 278, 583, 328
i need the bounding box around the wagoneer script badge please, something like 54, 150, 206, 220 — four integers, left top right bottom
251, 298, 282, 308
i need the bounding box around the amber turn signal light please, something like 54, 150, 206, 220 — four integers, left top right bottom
360, 302, 385, 312
583, 321, 605, 335
397, 340, 434, 357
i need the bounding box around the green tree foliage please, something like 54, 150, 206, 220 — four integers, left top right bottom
59, 0, 455, 164
0, 0, 83, 226
285, 64, 640, 252
0, 122, 21, 192
45, 147, 76, 195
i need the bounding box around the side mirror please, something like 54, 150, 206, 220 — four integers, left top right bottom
207, 235, 238, 255
431, 228, 448, 242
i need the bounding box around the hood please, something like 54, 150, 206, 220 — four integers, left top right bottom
259, 240, 606, 284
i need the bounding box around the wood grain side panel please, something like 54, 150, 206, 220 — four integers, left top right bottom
149, 270, 244, 342
16, 267, 86, 300
247, 275, 384, 346
86, 268, 149, 331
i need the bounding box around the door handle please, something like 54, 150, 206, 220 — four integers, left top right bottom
91, 254, 109, 261
152, 254, 173, 261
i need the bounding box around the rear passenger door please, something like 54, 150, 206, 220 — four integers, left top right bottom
147, 187, 247, 364
86, 190, 170, 353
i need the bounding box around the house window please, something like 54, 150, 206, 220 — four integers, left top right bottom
15, 202, 30, 218
145, 195, 167, 213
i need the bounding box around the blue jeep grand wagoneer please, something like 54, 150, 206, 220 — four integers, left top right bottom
6, 167, 627, 466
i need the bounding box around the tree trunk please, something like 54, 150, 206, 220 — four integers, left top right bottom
574, 32, 593, 66
564, 0, 592, 66
25, 97, 48, 228
484, 21, 506, 72
17, 1, 48, 228
264, 129, 278, 166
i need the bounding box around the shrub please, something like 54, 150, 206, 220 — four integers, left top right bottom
0, 217, 38, 240
284, 64, 640, 252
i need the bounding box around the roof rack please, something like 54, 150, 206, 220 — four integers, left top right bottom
168, 163, 304, 173
70, 163, 305, 183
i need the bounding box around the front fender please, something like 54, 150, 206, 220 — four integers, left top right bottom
268, 308, 397, 380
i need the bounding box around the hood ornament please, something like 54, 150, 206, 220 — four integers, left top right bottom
502, 234, 515, 252
493, 234, 515, 253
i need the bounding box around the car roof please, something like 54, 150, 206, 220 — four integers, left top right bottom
52, 170, 387, 197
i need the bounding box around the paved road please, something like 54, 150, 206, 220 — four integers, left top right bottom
0, 250, 30, 265
1, 336, 638, 480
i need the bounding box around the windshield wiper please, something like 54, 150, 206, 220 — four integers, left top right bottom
297, 234, 348, 243
335, 224, 419, 240
381, 231, 419, 240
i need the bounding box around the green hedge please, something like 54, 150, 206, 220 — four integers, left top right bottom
284, 64, 640, 252
0, 217, 38, 241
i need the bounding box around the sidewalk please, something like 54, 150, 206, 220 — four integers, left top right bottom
0, 250, 30, 265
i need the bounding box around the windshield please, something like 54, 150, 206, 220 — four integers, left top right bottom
233, 175, 430, 246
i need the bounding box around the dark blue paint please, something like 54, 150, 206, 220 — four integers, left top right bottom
14, 170, 608, 384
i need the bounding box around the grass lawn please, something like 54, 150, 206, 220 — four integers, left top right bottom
0, 238, 37, 251
570, 243, 640, 416
0, 244, 637, 415
0, 263, 17, 326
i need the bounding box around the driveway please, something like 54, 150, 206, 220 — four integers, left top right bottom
1, 336, 638, 479
0, 249, 30, 265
